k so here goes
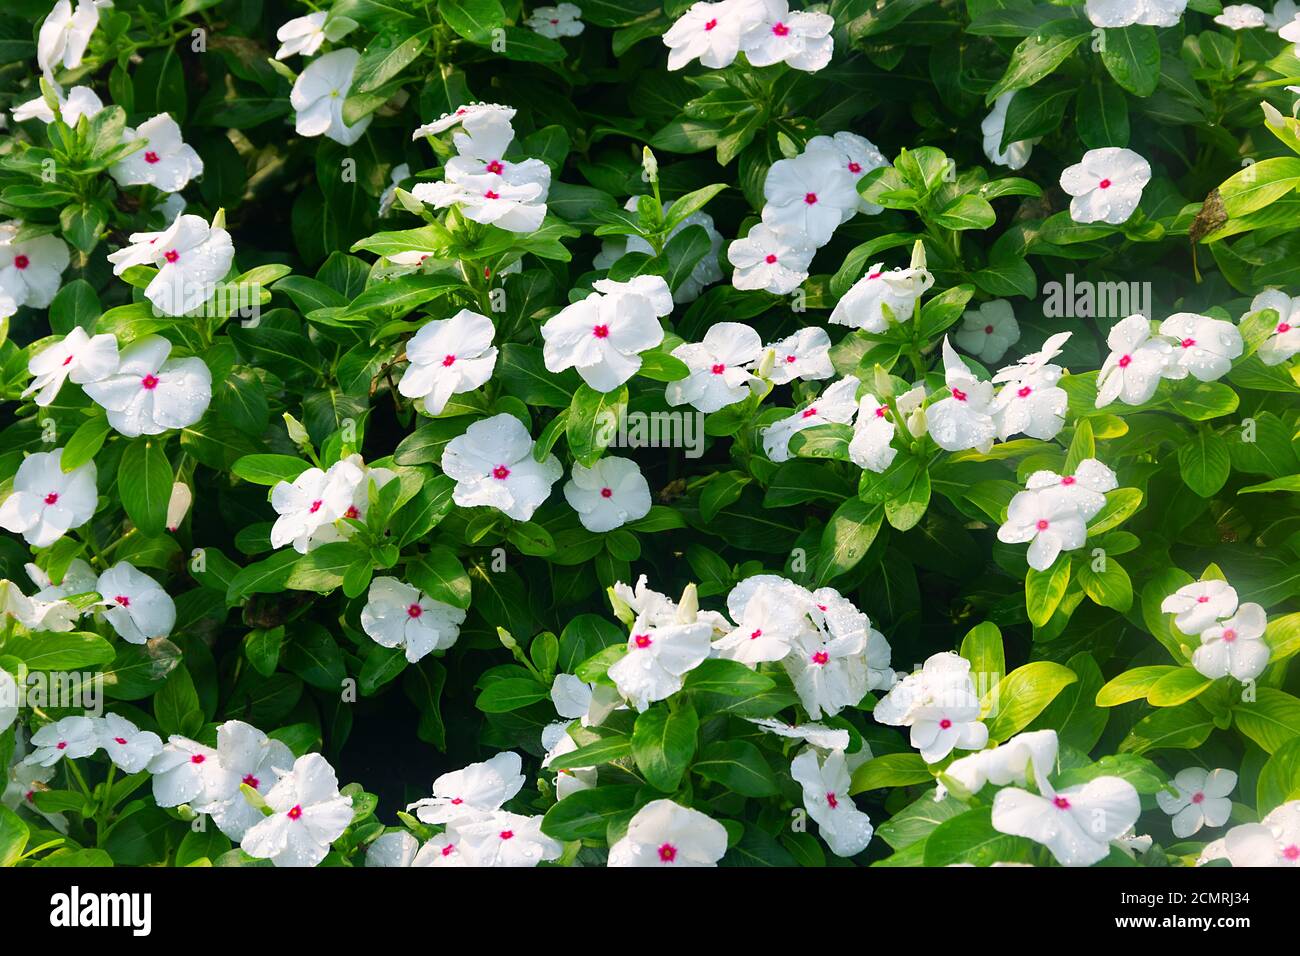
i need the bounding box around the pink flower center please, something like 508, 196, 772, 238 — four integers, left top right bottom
1053, 796, 1070, 809
1017, 386, 1032, 398
848, 162, 862, 174
593, 324, 609, 338
13, 255, 29, 269
785, 354, 796, 363
287, 804, 302, 820
804, 192, 818, 205
62, 354, 73, 366
826, 792, 838, 809
164, 249, 179, 263
874, 406, 887, 418
1191, 791, 1204, 804
485, 160, 504, 174
243, 774, 259, 788
750, 628, 762, 640
141, 374, 159, 390
811, 651, 829, 665
951, 387, 967, 402
1285, 845, 1300, 860
1222, 629, 1237, 643
1116, 354, 1132, 368
450, 797, 463, 805
658, 842, 677, 862
1197, 595, 1210, 603
407, 603, 423, 618
550, 17, 558, 23
499, 830, 514, 840
939, 718, 952, 729
801, 407, 818, 418
1061, 476, 1075, 485
704, 18, 717, 30
484, 190, 500, 200
711, 363, 726, 374
308, 500, 322, 514
1098, 179, 1111, 189
600, 487, 613, 498
492, 465, 510, 480
984, 324, 994, 334
1036, 519, 1050, 531
634, 633, 652, 649
442, 354, 456, 366
44, 492, 59, 505
765, 254, 777, 264
115, 595, 130, 606
441, 844, 455, 856
114, 737, 127, 745
144, 151, 160, 164
868, 271, 882, 280
191, 754, 205, 764
772, 21, 789, 35
1180, 338, 1196, 349
57, 741, 67, 750
26, 790, 35, 802
1278, 322, 1292, 333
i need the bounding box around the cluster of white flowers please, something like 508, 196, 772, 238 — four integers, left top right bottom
663, 0, 833, 73
729, 133, 890, 295
1095, 311, 1244, 408
998, 457, 1118, 571
0, 556, 175, 643
270, 453, 395, 553
1162, 578, 1272, 682
412, 103, 551, 233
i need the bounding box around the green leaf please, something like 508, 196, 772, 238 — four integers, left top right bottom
850, 753, 932, 792
6, 631, 114, 670
1234, 688, 1300, 754
983, 661, 1077, 741
566, 383, 627, 467
922, 807, 1030, 867
0, 806, 30, 868
986, 19, 1091, 104
1145, 666, 1212, 708
117, 438, 172, 537
1177, 430, 1231, 497
632, 702, 699, 792
407, 546, 472, 609
155, 665, 203, 737
1025, 556, 1071, 627
693, 740, 778, 796
959, 622, 1005, 682
548, 733, 633, 770
475, 677, 550, 713
61, 414, 112, 472
352, 29, 431, 93
1257, 737, 1300, 814
1076, 556, 1133, 611
812, 499, 883, 586
1096, 665, 1179, 706
437, 0, 505, 43
541, 785, 640, 840
1099, 25, 1160, 97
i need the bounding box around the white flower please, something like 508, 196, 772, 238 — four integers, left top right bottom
663, 0, 767, 71
269, 458, 359, 553
22, 327, 119, 406
926, 338, 996, 453
728, 223, 814, 294
763, 326, 833, 384
991, 365, 1067, 442
97, 562, 175, 644
747, 717, 851, 751
24, 716, 99, 767
1060, 147, 1151, 225
542, 278, 669, 391
1192, 602, 1271, 681
1085, 0, 1187, 28
449, 810, 563, 866
740, 0, 834, 73
1095, 313, 1173, 408
940, 729, 1059, 798
241, 753, 354, 868
563, 456, 652, 533
166, 481, 192, 532
442, 414, 562, 521
849, 393, 898, 473
612, 575, 690, 628
714, 576, 814, 665
1248, 289, 1300, 365
784, 608, 883, 720
360, 577, 466, 663
829, 263, 933, 332
11, 82, 103, 125
1156, 767, 1236, 837
955, 300, 1020, 364
274, 11, 343, 59
4, 730, 69, 833
1158, 312, 1243, 382
28, 558, 96, 603
1217, 801, 1300, 866
666, 322, 763, 413
398, 309, 498, 414
37, 0, 110, 73
413, 102, 517, 140
105, 212, 235, 317
0, 670, 17, 734
1161, 579, 1239, 636
526, 3, 585, 38
366, 831, 420, 867
762, 148, 862, 247
96, 713, 162, 774
805, 131, 890, 215
2, 580, 80, 633
0, 449, 97, 548
790, 748, 873, 857
203, 720, 295, 841
443, 114, 551, 195
607, 799, 728, 866
290, 48, 371, 146
608, 617, 713, 711
148, 736, 232, 808
1216, 4, 1268, 27
110, 114, 204, 193
412, 175, 547, 233
998, 486, 1087, 571
0, 223, 70, 309
408, 752, 526, 824
1024, 458, 1117, 522
982, 93, 1037, 171
82, 335, 212, 436
873, 652, 988, 763
992, 775, 1140, 866
542, 724, 598, 799
762, 375, 859, 463
1267, 0, 1298, 30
